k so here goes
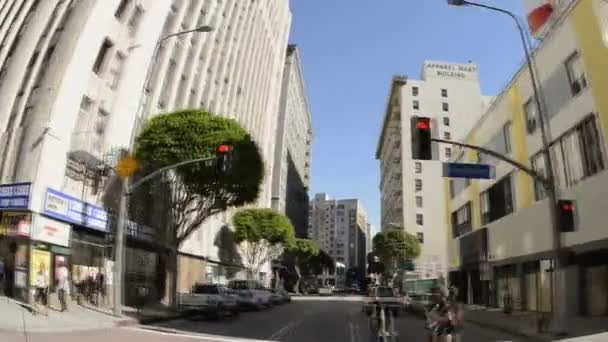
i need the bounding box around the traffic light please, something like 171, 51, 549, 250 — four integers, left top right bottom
411, 116, 432, 160
216, 144, 233, 176
557, 200, 575, 232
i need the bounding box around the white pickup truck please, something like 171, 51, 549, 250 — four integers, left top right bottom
178, 283, 239, 318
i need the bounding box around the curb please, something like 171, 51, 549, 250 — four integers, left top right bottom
464, 317, 550, 341
114, 312, 193, 327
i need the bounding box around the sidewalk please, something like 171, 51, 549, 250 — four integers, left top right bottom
464, 304, 608, 341
0, 295, 186, 333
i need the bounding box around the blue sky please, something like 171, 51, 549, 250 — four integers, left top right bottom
289, 0, 528, 234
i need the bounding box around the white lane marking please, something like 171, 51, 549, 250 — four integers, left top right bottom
125, 326, 275, 342
267, 320, 301, 340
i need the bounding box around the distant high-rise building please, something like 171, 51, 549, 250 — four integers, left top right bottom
308, 193, 369, 271
376, 61, 488, 280
271, 45, 312, 238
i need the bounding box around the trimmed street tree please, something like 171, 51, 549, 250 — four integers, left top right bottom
232, 208, 296, 280
308, 249, 335, 276
285, 238, 320, 293
372, 228, 421, 286
134, 109, 264, 302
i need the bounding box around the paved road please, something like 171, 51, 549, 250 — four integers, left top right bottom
0, 297, 531, 342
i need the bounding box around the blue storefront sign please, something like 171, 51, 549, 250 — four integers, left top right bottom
42, 188, 108, 232
0, 183, 32, 210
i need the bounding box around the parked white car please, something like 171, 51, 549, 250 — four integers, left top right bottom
227, 280, 273, 310
178, 283, 239, 319
319, 286, 333, 296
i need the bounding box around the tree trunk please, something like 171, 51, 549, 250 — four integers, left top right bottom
294, 264, 302, 294
163, 247, 178, 308
273, 269, 280, 289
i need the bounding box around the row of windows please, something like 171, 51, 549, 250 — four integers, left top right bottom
412, 100, 450, 112
412, 86, 449, 98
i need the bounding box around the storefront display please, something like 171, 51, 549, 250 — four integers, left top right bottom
29, 247, 51, 287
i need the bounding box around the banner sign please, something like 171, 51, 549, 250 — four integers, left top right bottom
32, 214, 71, 247
0, 182, 31, 210
42, 188, 108, 232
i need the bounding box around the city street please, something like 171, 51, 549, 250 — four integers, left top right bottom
1, 297, 528, 342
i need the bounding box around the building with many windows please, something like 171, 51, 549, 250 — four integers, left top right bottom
0, 0, 291, 303
446, 0, 608, 316
376, 62, 489, 281
308, 193, 369, 274
271, 45, 313, 238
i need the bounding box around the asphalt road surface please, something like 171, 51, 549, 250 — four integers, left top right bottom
0, 297, 533, 342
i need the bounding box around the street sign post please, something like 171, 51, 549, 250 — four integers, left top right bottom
442, 162, 495, 179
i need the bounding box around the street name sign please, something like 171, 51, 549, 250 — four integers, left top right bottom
442, 163, 495, 179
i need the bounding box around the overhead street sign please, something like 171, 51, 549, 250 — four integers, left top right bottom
442, 163, 496, 179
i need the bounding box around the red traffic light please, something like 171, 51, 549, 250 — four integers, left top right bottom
217, 144, 233, 153
561, 203, 574, 211
416, 120, 430, 130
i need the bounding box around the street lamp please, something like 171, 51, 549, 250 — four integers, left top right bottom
112, 25, 214, 317
447, 0, 564, 333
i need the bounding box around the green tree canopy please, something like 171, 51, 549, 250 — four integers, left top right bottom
308, 249, 335, 275
232, 208, 296, 278
372, 228, 421, 269
134, 109, 264, 245
286, 238, 320, 260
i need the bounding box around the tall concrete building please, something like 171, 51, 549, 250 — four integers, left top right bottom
271, 45, 313, 238
376, 62, 488, 281
0, 0, 291, 303
308, 193, 369, 272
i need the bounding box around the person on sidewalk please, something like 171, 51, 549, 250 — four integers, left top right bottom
57, 262, 70, 312
33, 263, 49, 316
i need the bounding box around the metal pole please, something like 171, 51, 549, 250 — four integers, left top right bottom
459, 1, 564, 330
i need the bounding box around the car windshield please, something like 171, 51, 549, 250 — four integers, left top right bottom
376, 287, 395, 297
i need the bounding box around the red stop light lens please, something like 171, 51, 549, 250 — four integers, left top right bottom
561, 204, 573, 211
218, 145, 231, 153
416, 120, 429, 130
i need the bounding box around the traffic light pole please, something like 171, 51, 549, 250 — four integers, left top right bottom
112, 155, 218, 316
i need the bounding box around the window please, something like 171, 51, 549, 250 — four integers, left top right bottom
532, 115, 604, 200
445, 148, 452, 158
108, 52, 125, 89
479, 122, 512, 164
415, 196, 423, 208
524, 98, 538, 134
442, 102, 449, 112
416, 214, 424, 225
412, 86, 419, 96
480, 174, 514, 224
444, 132, 451, 140
115, 0, 130, 19
443, 117, 450, 126
441, 88, 448, 97
415, 179, 422, 191
128, 6, 144, 33
93, 39, 114, 75
451, 202, 472, 238
565, 52, 587, 96
415, 162, 422, 173
413, 100, 419, 110
600, 1, 608, 47
416, 232, 424, 243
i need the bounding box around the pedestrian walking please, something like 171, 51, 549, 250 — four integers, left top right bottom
425, 286, 454, 342
57, 262, 70, 312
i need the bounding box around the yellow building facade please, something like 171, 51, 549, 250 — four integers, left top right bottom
446, 0, 608, 315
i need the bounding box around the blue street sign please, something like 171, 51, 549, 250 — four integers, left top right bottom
442, 163, 496, 179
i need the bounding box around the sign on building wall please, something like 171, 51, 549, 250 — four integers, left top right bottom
0, 183, 31, 210
42, 188, 108, 232
31, 214, 71, 247
422, 61, 479, 81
